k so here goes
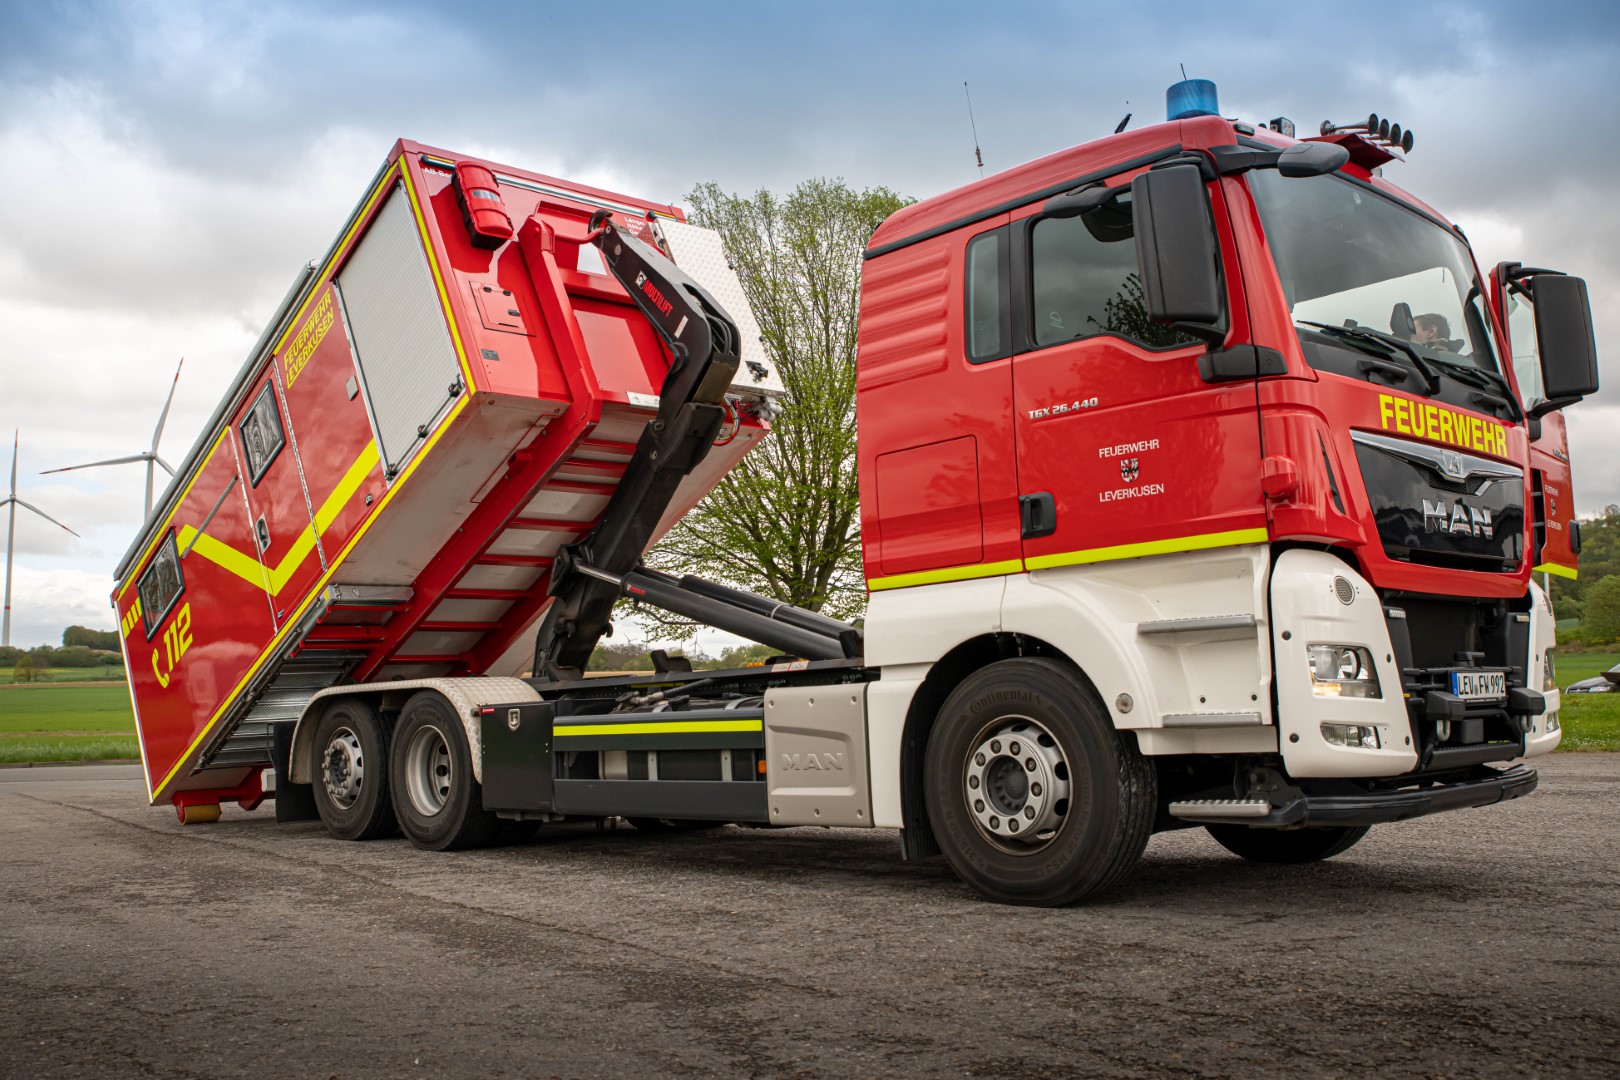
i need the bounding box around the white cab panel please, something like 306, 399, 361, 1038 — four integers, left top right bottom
1270, 549, 1415, 777
1525, 580, 1562, 756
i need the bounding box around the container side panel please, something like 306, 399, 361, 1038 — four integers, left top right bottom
337, 188, 463, 476
121, 434, 277, 794
278, 280, 387, 559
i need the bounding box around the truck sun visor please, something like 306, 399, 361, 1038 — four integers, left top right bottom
453, 162, 515, 249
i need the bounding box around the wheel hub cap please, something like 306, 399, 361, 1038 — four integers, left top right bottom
964, 717, 1071, 847
404, 725, 453, 817
321, 728, 364, 809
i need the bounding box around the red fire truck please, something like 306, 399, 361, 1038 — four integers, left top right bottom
114, 86, 1598, 905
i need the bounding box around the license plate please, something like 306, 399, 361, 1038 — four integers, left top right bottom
1451, 670, 1506, 702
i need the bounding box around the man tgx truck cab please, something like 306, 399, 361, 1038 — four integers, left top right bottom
852, 87, 1597, 900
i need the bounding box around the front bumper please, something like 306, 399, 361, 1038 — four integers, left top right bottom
1245, 765, 1538, 828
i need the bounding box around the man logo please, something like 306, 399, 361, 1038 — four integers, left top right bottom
1120, 458, 1139, 483
1439, 450, 1467, 481
507, 708, 522, 732
781, 752, 845, 771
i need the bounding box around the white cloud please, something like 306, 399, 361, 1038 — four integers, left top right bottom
1, 564, 117, 648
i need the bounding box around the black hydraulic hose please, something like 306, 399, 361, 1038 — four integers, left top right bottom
636, 567, 859, 641
608, 568, 844, 661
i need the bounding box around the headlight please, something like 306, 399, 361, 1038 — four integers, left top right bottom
1307, 644, 1382, 699
1543, 651, 1557, 692
1321, 722, 1381, 749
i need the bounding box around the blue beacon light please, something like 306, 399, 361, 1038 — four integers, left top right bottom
1166, 79, 1220, 121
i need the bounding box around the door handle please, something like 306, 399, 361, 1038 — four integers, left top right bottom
1020, 492, 1056, 540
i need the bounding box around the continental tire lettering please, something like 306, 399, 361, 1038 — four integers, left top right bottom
1377, 393, 1507, 457
283, 291, 335, 388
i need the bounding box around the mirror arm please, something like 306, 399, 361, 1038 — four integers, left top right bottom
1208, 145, 1280, 176
1529, 395, 1583, 419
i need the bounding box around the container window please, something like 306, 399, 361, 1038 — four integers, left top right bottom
1030, 193, 1197, 351
138, 532, 185, 639
965, 228, 1009, 362
240, 381, 286, 486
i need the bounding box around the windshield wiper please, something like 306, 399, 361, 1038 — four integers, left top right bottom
1296, 320, 1440, 393
1419, 353, 1523, 420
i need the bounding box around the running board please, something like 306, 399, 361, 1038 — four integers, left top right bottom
1168, 799, 1274, 821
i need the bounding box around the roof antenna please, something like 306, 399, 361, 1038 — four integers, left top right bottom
1114, 102, 1132, 134
963, 81, 985, 178
1180, 62, 1189, 81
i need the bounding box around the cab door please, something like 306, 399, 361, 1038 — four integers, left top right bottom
1490, 262, 1580, 580
1010, 171, 1265, 571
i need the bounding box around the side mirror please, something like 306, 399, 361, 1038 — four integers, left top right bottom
1531, 274, 1600, 414
1130, 165, 1223, 333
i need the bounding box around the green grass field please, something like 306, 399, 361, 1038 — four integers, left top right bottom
0, 683, 139, 763
0, 666, 128, 685
1552, 651, 1620, 751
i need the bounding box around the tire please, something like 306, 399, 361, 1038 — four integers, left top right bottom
388, 691, 502, 851
923, 658, 1156, 906
310, 699, 397, 841
1206, 824, 1370, 864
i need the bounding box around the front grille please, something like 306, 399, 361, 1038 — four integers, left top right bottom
1351, 430, 1524, 572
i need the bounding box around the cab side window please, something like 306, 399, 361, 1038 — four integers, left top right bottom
965, 227, 1010, 363
1029, 193, 1196, 350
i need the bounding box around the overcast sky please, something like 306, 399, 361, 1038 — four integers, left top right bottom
2, 0, 1618, 647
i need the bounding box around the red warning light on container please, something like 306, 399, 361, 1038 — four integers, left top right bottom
453, 162, 515, 249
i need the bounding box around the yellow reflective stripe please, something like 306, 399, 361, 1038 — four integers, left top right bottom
867, 558, 1024, 593
554, 719, 764, 737
1533, 562, 1578, 580
1025, 528, 1269, 570
315, 441, 381, 533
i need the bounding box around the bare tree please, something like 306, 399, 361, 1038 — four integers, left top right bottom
632, 178, 909, 639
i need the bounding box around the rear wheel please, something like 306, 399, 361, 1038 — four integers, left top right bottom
924, 658, 1156, 906
1206, 824, 1370, 863
310, 699, 396, 841
389, 691, 502, 851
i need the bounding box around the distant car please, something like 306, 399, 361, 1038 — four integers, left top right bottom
1566, 663, 1620, 694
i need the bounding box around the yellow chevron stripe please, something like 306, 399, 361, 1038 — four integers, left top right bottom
178, 440, 381, 597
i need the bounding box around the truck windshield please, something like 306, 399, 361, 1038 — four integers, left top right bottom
1250, 170, 1501, 378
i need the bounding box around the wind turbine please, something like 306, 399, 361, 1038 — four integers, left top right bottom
44, 358, 184, 518
4, 431, 80, 648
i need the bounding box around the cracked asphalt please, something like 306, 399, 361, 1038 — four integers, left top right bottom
1, 756, 1617, 1079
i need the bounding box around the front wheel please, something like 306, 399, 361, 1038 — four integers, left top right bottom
924, 658, 1156, 906
389, 691, 501, 851
1206, 824, 1370, 864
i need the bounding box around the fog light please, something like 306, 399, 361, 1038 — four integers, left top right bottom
1307, 644, 1381, 699
1321, 722, 1381, 749
1543, 651, 1557, 692
1546, 712, 1560, 733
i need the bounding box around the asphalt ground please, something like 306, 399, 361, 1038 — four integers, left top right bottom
1, 757, 1616, 1079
